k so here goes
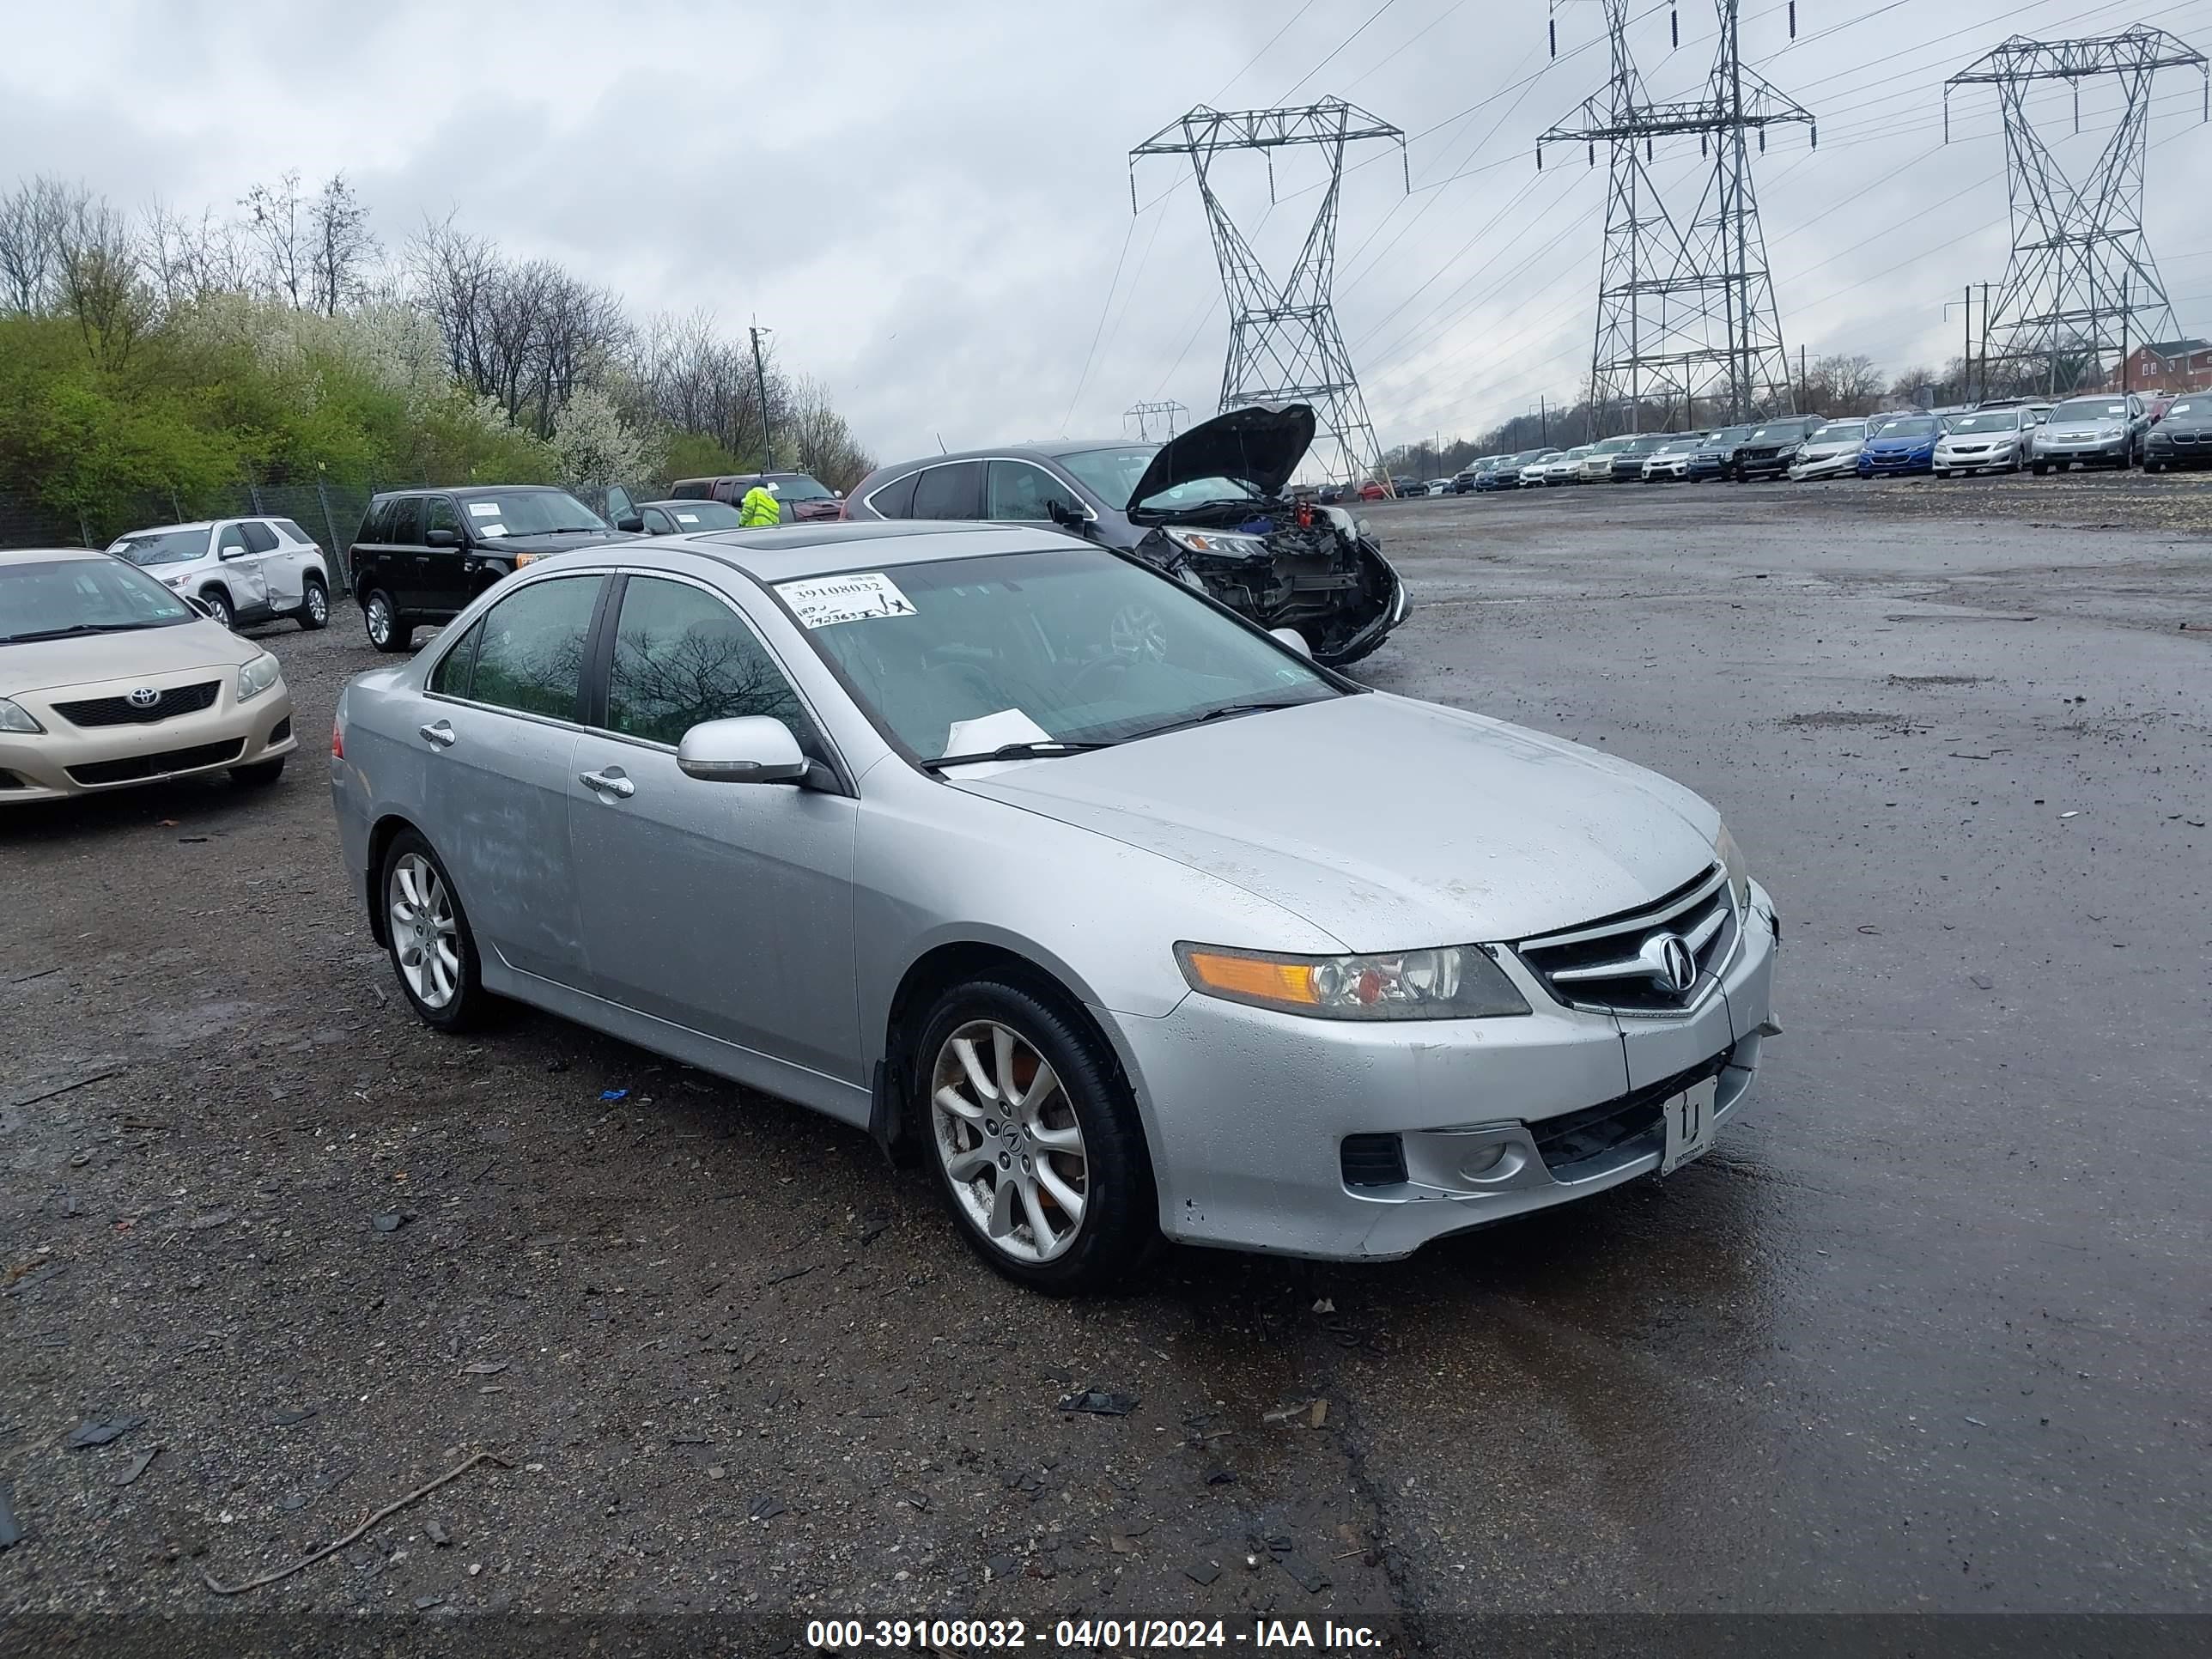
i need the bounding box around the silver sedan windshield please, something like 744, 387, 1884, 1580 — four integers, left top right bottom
780, 549, 1338, 763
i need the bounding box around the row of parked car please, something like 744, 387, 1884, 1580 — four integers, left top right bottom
1429, 388, 2212, 494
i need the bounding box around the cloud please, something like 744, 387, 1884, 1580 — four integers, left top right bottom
7, 0, 2209, 459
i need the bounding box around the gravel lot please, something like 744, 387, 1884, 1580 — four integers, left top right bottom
3, 471, 2208, 1652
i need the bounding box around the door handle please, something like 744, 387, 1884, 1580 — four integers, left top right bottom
418, 720, 456, 748
580, 769, 635, 799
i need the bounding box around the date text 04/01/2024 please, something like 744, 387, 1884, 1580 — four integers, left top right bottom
804, 1617, 1389, 1651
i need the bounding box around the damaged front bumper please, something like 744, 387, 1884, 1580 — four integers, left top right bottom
1103, 879, 1779, 1262
1139, 515, 1408, 668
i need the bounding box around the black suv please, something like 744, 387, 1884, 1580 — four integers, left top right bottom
1731, 415, 1826, 481
349, 485, 637, 653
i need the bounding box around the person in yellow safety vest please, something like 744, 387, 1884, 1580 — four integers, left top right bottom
738, 482, 781, 527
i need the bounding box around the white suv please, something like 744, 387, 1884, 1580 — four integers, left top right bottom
107, 518, 332, 632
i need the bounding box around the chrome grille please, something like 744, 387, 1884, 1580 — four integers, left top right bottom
1514, 863, 1739, 1018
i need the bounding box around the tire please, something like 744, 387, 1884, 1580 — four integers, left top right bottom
380, 830, 491, 1032
2033, 462, 2049, 476
363, 589, 413, 653
298, 574, 330, 630
913, 976, 1156, 1294
229, 757, 285, 787
2145, 459, 2163, 475
1935, 469, 1950, 479
199, 587, 234, 629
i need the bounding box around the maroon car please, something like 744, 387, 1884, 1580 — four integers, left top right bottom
668, 471, 843, 522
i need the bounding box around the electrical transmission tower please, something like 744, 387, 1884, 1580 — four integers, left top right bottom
1124, 399, 1189, 441
1132, 100, 1407, 483
1540, 1, 1814, 433
1945, 28, 2209, 398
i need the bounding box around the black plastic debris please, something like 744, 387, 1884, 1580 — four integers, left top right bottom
114, 1448, 159, 1487
1280, 1553, 1332, 1594
748, 1495, 788, 1522
1183, 1560, 1220, 1586
372, 1212, 406, 1234
0, 1487, 21, 1549
1056, 1389, 1137, 1417
65, 1416, 144, 1450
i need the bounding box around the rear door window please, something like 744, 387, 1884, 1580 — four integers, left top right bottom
866, 471, 921, 519
466, 576, 605, 722
912, 461, 981, 520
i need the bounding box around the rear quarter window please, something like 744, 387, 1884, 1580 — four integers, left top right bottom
867, 471, 921, 519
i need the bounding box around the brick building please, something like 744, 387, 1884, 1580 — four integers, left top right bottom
2117, 337, 2212, 392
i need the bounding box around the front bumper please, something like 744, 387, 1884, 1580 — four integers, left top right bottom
1858, 450, 1934, 475
1788, 451, 1860, 480
1935, 443, 2017, 472
2036, 437, 2128, 465
0, 673, 297, 804
1107, 880, 1780, 1261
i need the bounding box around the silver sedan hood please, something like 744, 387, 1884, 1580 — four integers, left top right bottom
951, 695, 1720, 949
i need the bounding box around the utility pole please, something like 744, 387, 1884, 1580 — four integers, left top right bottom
1540, 1, 1814, 433
1132, 100, 1407, 485
1964, 284, 1972, 401
2120, 275, 2130, 392
1946, 27, 2207, 397
1539, 395, 1548, 441
749, 323, 775, 468
1978, 281, 1991, 400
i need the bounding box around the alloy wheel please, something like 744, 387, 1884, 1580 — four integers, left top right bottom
366, 594, 392, 645
930, 1018, 1089, 1264
389, 852, 460, 1010
306, 582, 329, 625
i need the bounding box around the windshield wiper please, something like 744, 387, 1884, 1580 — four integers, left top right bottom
4, 623, 154, 643
924, 740, 1114, 771
1120, 697, 1319, 742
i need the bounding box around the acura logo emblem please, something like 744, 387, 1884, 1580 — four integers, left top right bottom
126, 686, 161, 708
1639, 931, 1698, 996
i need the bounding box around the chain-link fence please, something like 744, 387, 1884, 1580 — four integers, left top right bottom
0, 475, 436, 593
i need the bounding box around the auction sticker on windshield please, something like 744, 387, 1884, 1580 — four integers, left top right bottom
778, 572, 916, 629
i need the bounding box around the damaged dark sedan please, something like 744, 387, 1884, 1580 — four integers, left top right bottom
842, 404, 1407, 666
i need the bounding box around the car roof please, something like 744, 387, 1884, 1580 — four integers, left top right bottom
541, 520, 1074, 583
374, 483, 568, 500
112, 521, 215, 536
0, 547, 117, 568
639, 498, 739, 509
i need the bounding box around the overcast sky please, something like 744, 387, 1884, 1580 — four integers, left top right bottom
9, 0, 2212, 463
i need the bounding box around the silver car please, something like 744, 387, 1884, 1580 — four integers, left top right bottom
107, 517, 333, 633
329, 524, 1780, 1291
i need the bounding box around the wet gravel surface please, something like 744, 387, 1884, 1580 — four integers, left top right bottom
3, 471, 2208, 1648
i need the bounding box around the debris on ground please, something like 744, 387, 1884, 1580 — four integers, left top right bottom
1971, 975, 1995, 990
748, 1496, 787, 1522
1311, 1297, 1335, 1315
424, 1519, 451, 1547
372, 1212, 406, 1234
1056, 1388, 1138, 1417
1262, 1401, 1318, 1425
1183, 1559, 1220, 1585
199, 1450, 510, 1595
599, 1089, 629, 1103
65, 1417, 145, 1450
114, 1447, 160, 1487
1280, 1553, 1333, 1594
0, 1487, 21, 1549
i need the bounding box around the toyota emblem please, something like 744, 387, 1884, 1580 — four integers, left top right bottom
126, 686, 161, 709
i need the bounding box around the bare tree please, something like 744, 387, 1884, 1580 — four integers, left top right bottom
0, 176, 82, 313
783, 374, 875, 490
240, 170, 307, 307
55, 192, 151, 366
307, 172, 380, 317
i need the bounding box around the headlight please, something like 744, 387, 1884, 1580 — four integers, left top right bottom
161, 575, 186, 588
1166, 527, 1269, 561
0, 696, 44, 734
511, 553, 538, 568
237, 653, 281, 702
1175, 941, 1529, 1020
1715, 822, 1752, 913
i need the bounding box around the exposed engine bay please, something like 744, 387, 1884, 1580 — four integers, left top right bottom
1133, 502, 1401, 668
1112, 402, 1407, 669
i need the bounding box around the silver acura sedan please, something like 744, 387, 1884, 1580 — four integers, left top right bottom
331, 522, 1779, 1291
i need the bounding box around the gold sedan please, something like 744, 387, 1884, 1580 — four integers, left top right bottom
0, 548, 298, 804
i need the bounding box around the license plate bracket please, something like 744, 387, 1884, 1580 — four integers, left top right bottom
1659, 1076, 1721, 1175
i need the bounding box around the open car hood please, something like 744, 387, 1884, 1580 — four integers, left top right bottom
1122, 403, 1316, 514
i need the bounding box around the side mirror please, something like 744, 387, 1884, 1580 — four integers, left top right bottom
425, 528, 459, 548
218, 544, 245, 562
677, 716, 809, 784
184, 595, 214, 618
617, 514, 645, 533
1268, 627, 1314, 659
